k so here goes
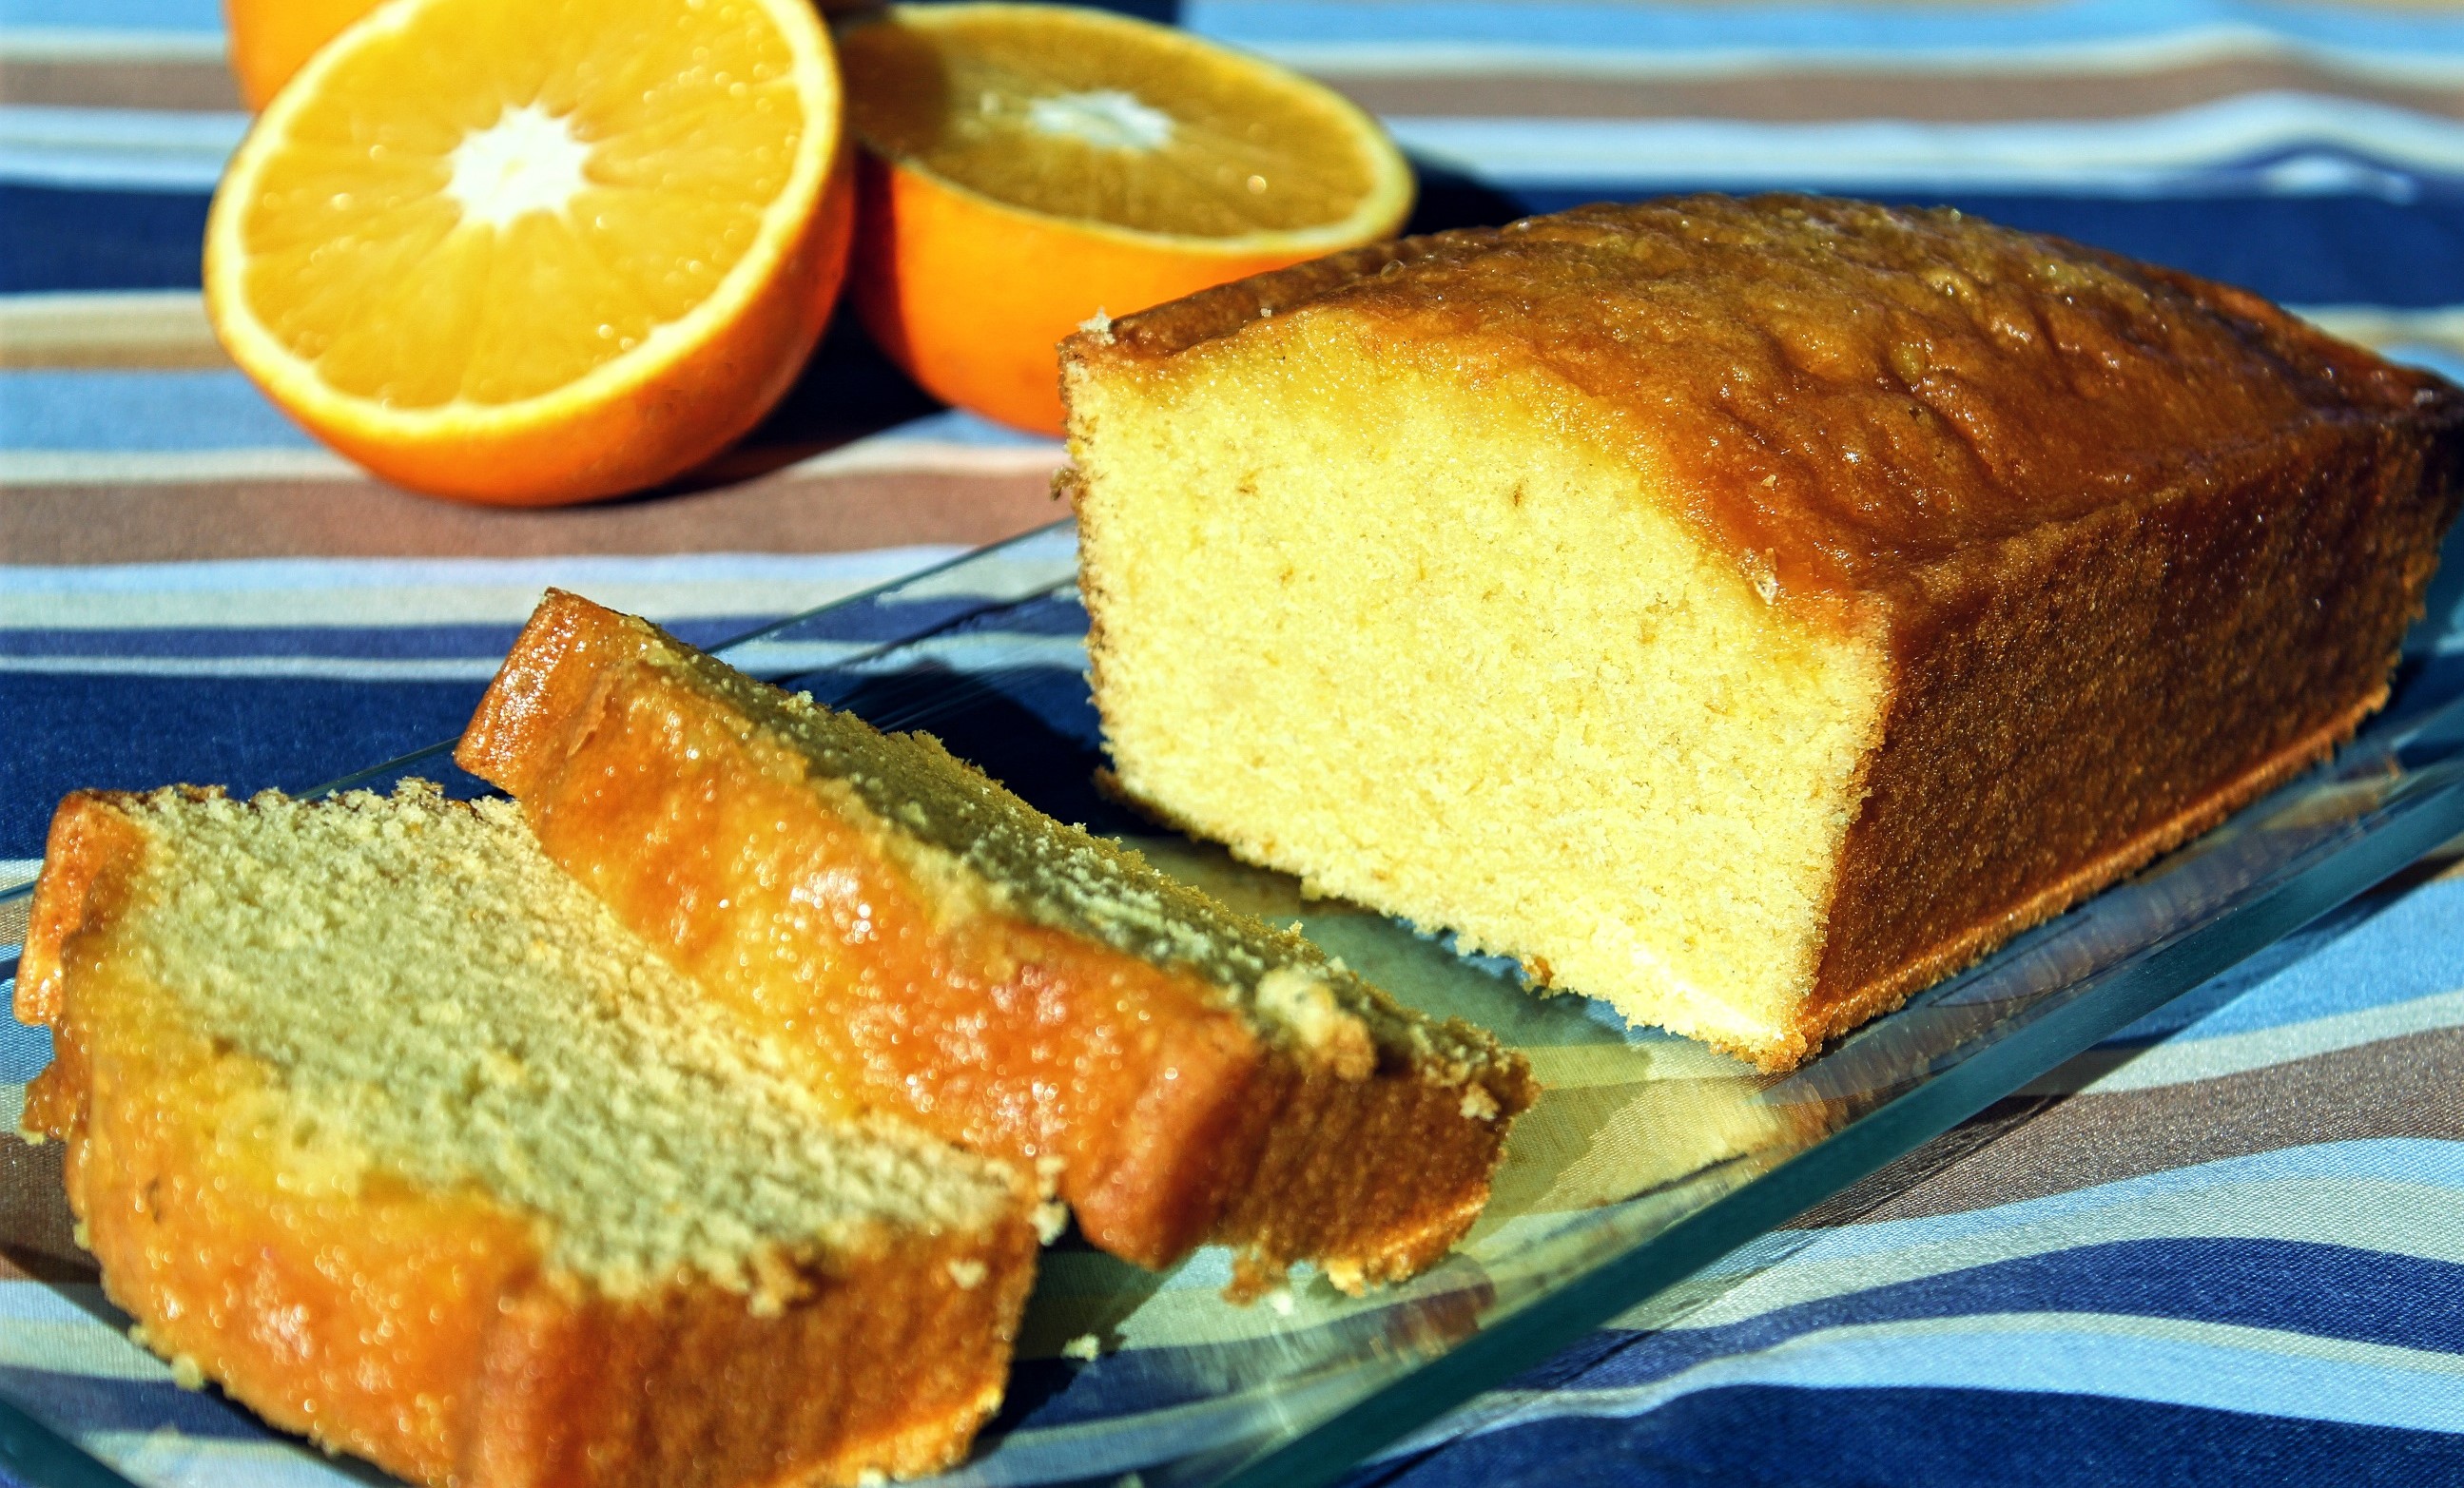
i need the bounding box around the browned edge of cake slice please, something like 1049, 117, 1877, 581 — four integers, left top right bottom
456, 589, 1537, 1291
18, 783, 1038, 1488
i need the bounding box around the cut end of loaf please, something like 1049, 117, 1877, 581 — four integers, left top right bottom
1067, 316, 1893, 1068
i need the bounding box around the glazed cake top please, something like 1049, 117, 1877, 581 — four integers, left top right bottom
1067, 194, 2457, 602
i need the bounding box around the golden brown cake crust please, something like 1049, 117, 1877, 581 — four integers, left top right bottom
17, 789, 1038, 1488
458, 591, 1536, 1284
1064, 194, 2464, 1070
1067, 194, 2456, 610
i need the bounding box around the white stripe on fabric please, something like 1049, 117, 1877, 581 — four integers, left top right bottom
0, 1284, 165, 1382
0, 451, 357, 483
0, 1319, 169, 1385
2299, 304, 2464, 349
0, 28, 224, 63
783, 439, 1063, 479
0, 105, 245, 191
0, 289, 219, 362
0, 632, 1089, 681
2028, 987, 2464, 1094
1193, 0, 2464, 83
1409, 1312, 2464, 1451
85, 1433, 369, 1488
1238, 32, 2464, 87
1387, 93, 2464, 192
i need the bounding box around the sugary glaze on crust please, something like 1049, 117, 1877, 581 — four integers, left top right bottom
16, 785, 1038, 1487
457, 591, 1536, 1284
1066, 193, 2454, 610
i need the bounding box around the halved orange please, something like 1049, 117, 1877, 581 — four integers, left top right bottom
839, 3, 1414, 435
205, 0, 851, 506
223, 0, 382, 111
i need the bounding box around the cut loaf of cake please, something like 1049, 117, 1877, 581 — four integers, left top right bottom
16, 783, 1038, 1488
456, 590, 1536, 1288
1061, 193, 2464, 1071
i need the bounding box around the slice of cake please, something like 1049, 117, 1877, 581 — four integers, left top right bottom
456, 590, 1535, 1288
1060, 192, 2464, 1071
16, 783, 1038, 1488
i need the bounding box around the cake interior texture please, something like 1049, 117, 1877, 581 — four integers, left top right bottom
1065, 194, 2464, 1070
1074, 333, 1887, 1055
457, 590, 1535, 1285
18, 783, 1032, 1488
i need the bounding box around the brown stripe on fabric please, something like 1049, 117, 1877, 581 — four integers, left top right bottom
0, 466, 1066, 563
1796, 1026, 2464, 1227
0, 56, 240, 111
0, 293, 226, 371
1328, 60, 2464, 122
0, 1137, 90, 1285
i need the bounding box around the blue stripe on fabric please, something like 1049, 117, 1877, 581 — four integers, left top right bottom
23, 0, 2464, 56
0, 1020, 49, 1081
0, 1, 220, 27
28, 0, 2449, 68
0, 1367, 269, 1444
15, 184, 2464, 308
1579, 1240, 2464, 1393
0, 106, 244, 192
989, 1284, 1561, 1434
0, 673, 496, 858
0, 184, 204, 294
2385, 341, 2464, 385
1482, 1324, 2464, 1434
1348, 1387, 2464, 1488
0, 367, 1065, 458
0, 658, 1105, 858
2095, 879, 2464, 1043
886, 408, 1075, 450
1496, 189, 2464, 309
1191, 1, 2464, 57
0, 371, 313, 453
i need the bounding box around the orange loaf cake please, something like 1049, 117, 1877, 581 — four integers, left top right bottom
17, 783, 1038, 1488
1061, 193, 2464, 1072
457, 591, 1535, 1287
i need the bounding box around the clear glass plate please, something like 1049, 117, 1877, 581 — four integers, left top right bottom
6, 518, 2464, 1488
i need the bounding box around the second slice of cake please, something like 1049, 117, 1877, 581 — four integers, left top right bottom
457, 590, 1535, 1287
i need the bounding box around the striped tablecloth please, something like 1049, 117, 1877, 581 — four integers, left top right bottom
8, 2, 2464, 1484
